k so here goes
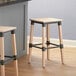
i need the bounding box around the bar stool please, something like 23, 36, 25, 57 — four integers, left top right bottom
0, 26, 18, 76
28, 18, 64, 68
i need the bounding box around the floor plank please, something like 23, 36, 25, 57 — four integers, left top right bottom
0, 47, 76, 76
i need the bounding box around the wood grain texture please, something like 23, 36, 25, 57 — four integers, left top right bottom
42, 24, 46, 68
1, 47, 76, 76
0, 26, 16, 32
30, 18, 62, 24
28, 22, 34, 63
11, 33, 18, 76
46, 24, 50, 60
58, 23, 64, 64
0, 37, 5, 76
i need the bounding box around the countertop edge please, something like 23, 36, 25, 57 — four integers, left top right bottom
0, 0, 31, 7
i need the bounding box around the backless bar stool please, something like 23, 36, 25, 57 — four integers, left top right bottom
28, 18, 64, 68
0, 26, 18, 76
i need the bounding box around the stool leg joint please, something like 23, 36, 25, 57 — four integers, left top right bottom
46, 41, 50, 45
0, 32, 4, 37
58, 21, 62, 25
31, 21, 34, 25
0, 60, 5, 65
29, 43, 33, 48
42, 24, 46, 27
42, 47, 46, 51
60, 44, 64, 49
13, 55, 17, 60
11, 30, 15, 34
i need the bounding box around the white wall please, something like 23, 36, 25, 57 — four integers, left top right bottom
28, 0, 76, 40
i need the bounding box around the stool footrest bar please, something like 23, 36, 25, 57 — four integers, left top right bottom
0, 55, 17, 65
48, 42, 59, 47
29, 43, 63, 50
5, 55, 17, 60
29, 43, 42, 49
29, 42, 61, 48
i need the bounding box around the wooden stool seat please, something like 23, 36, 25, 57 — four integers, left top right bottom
28, 18, 64, 68
0, 26, 18, 76
0, 26, 16, 32
30, 18, 62, 24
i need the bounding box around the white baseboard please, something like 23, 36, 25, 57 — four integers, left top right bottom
27, 36, 76, 48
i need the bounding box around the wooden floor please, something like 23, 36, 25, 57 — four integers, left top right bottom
0, 47, 76, 76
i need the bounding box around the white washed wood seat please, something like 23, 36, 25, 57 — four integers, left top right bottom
28, 18, 64, 68
0, 26, 16, 32
0, 26, 18, 76
30, 18, 62, 24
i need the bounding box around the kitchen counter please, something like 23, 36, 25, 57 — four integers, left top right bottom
0, 0, 30, 58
